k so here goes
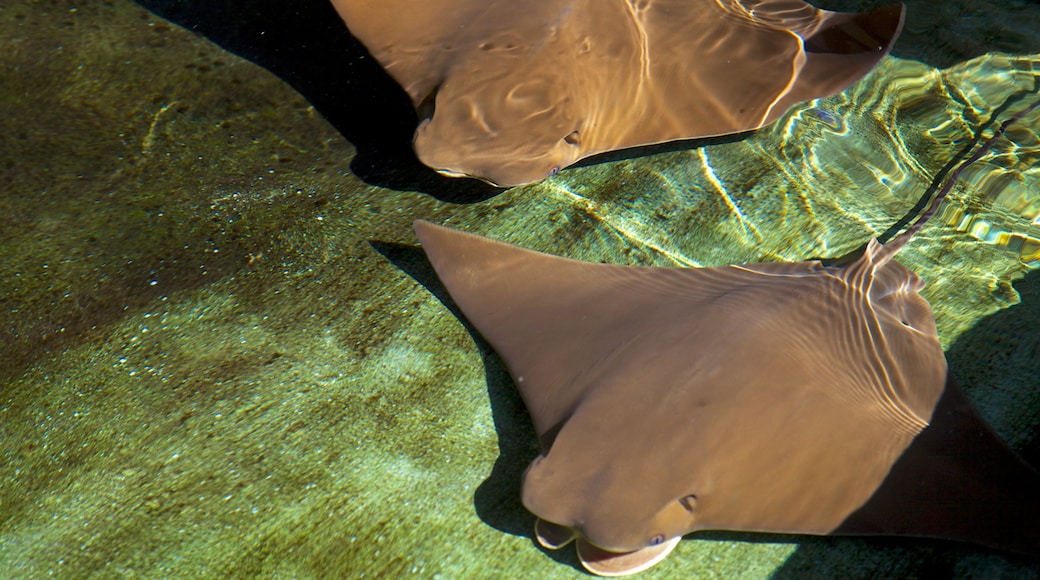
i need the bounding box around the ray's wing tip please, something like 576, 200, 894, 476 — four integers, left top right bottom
412, 218, 435, 236
412, 220, 461, 270
412, 219, 432, 248
413, 219, 455, 250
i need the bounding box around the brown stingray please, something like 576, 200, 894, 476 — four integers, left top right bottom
410, 102, 1040, 575
331, 0, 905, 186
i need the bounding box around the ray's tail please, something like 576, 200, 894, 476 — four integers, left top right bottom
877, 95, 1040, 262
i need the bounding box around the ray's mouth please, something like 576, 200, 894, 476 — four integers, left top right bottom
575, 536, 681, 577
533, 518, 681, 577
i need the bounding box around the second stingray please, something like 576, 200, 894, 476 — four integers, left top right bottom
332, 0, 906, 186
412, 102, 1040, 576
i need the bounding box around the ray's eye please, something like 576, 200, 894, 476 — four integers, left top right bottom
548, 166, 560, 176
649, 534, 666, 546
678, 494, 698, 512
564, 131, 580, 146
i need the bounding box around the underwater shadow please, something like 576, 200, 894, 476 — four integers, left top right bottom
132, 0, 501, 203
859, 0, 1040, 68
370, 241, 542, 537
772, 268, 1040, 578
946, 268, 1040, 466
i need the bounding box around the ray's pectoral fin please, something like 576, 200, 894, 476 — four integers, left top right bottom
771, 5, 905, 119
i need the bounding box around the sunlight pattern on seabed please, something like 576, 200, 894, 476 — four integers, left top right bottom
776, 53, 1040, 269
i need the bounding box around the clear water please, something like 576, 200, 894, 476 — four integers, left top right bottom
0, 0, 1038, 578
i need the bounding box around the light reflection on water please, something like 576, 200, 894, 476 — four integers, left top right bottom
543, 53, 1039, 291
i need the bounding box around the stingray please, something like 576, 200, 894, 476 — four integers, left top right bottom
331, 0, 905, 186
411, 101, 1040, 575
